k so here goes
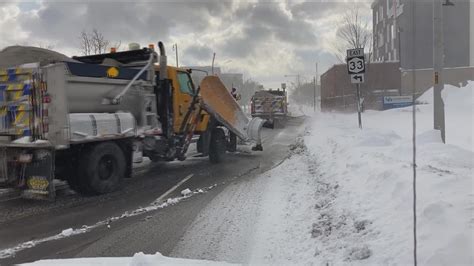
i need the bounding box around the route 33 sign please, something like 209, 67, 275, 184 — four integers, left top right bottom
347, 57, 365, 74
346, 48, 366, 75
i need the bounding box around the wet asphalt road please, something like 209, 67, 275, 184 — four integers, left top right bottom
0, 116, 305, 265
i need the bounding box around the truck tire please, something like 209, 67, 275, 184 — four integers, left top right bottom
209, 128, 227, 164
197, 136, 203, 153
77, 142, 126, 195
197, 131, 210, 155
227, 132, 237, 152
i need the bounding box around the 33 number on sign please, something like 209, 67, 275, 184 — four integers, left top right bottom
347, 57, 365, 74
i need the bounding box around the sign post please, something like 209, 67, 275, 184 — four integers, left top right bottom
346, 48, 366, 129
356, 84, 362, 128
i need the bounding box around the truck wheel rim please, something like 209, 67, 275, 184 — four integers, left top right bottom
98, 155, 116, 180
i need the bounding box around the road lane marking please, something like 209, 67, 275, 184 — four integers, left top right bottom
154, 174, 194, 203
0, 173, 204, 260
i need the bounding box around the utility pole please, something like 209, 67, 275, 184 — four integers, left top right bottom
314, 62, 318, 112
398, 27, 403, 96
433, 0, 452, 143
313, 77, 317, 112
173, 43, 179, 68
211, 52, 216, 75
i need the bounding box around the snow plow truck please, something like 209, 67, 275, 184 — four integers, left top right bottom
250, 89, 288, 128
0, 42, 264, 200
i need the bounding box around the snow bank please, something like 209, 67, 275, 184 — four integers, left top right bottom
247, 81, 472, 265
288, 104, 317, 117
22, 251, 236, 265
298, 81, 473, 264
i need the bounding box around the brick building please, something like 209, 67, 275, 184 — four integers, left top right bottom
321, 62, 401, 112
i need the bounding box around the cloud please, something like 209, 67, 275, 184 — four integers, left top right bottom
290, 1, 344, 19
184, 44, 213, 61
218, 2, 318, 58
0, 3, 28, 48
2, 0, 373, 88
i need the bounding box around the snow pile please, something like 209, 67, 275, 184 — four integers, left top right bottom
0, 45, 74, 68
299, 82, 473, 264
250, 82, 472, 265
181, 188, 192, 196
22, 251, 236, 265
249, 150, 322, 264
60, 228, 75, 237
288, 104, 317, 117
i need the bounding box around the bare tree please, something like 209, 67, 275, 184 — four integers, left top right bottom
79, 29, 120, 55
90, 29, 109, 54
334, 6, 372, 63
79, 30, 93, 56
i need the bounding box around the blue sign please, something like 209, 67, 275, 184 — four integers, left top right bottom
383, 96, 413, 110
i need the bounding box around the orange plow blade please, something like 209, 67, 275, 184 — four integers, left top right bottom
199, 76, 263, 146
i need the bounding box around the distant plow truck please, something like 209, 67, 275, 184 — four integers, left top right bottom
0, 43, 264, 200
250, 89, 288, 128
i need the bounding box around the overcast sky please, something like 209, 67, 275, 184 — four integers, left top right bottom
0, 0, 371, 88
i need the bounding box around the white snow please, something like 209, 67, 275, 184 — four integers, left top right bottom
22, 251, 236, 265
11, 136, 49, 144
60, 228, 74, 237
288, 104, 317, 117
12, 136, 31, 144
0, 186, 216, 259
181, 188, 192, 196
249, 81, 473, 265
171, 82, 472, 265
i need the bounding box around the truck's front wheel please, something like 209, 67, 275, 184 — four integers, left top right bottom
209, 128, 227, 164
77, 142, 126, 195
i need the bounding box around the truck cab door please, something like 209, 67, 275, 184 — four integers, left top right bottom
172, 70, 195, 133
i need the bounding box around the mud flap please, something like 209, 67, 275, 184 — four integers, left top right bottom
21, 149, 55, 200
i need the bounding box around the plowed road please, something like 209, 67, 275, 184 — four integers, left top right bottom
0, 116, 305, 265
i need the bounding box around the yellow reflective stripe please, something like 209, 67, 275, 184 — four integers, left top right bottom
11, 91, 23, 100
17, 104, 29, 111
6, 84, 24, 91
14, 111, 29, 126
0, 68, 33, 76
